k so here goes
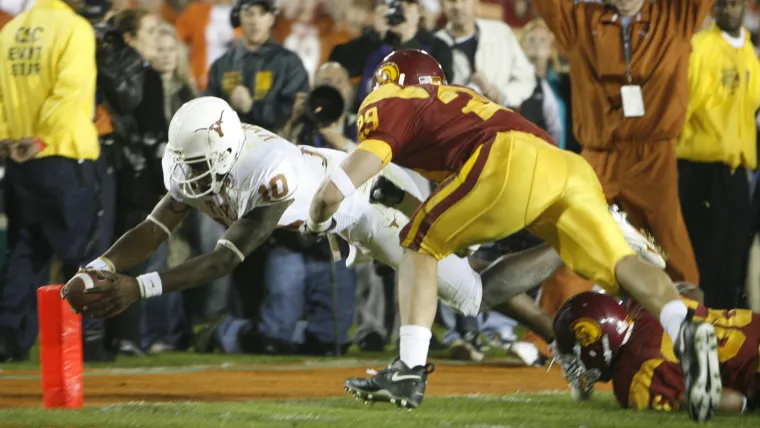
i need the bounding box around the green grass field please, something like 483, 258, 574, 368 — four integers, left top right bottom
0, 349, 755, 427
0, 391, 754, 428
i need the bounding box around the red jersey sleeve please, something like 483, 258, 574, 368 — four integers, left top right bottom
355, 84, 432, 167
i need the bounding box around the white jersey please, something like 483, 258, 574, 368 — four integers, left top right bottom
163, 124, 484, 317
164, 124, 370, 232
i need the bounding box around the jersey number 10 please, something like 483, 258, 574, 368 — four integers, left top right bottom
258, 174, 289, 203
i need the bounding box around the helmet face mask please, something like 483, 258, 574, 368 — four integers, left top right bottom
167, 151, 228, 199
165, 97, 245, 199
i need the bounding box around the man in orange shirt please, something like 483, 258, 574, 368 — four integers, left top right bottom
531, 0, 708, 342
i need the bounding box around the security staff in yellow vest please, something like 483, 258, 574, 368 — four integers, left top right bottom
0, 0, 102, 361
677, 0, 760, 310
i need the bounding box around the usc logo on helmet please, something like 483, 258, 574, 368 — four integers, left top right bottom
571, 317, 603, 347
376, 62, 401, 86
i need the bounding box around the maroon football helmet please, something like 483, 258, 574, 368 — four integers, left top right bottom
553, 291, 634, 383
371, 49, 447, 91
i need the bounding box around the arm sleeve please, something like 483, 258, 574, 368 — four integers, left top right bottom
684, 42, 709, 126
355, 89, 423, 167
97, 45, 146, 114
247, 53, 309, 131
502, 27, 536, 108
533, 0, 580, 52
676, 0, 714, 37
37, 21, 97, 144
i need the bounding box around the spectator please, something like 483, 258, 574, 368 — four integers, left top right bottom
528, 0, 709, 356
329, 0, 454, 106
519, 19, 564, 144
140, 23, 198, 353
205, 0, 309, 132
0, 0, 101, 361
436, 0, 535, 109
677, 0, 760, 309
97, 8, 166, 357
276, 0, 357, 84
175, 0, 239, 92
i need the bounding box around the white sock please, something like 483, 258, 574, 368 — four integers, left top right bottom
399, 325, 432, 368
659, 299, 689, 342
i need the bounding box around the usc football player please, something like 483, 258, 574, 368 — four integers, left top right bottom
554, 289, 757, 414
306, 49, 721, 421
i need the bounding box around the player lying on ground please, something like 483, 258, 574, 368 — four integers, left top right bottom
305, 48, 721, 422
65, 96, 558, 351
554, 288, 756, 414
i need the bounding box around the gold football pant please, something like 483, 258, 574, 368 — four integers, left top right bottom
399, 131, 636, 294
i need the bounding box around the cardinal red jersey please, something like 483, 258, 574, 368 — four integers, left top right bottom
355, 83, 554, 183
612, 298, 760, 411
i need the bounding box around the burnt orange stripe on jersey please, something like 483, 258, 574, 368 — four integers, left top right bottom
403, 140, 494, 252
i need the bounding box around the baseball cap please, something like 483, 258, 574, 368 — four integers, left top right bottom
241, 0, 278, 13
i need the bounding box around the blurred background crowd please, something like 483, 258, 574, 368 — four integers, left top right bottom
0, 0, 759, 366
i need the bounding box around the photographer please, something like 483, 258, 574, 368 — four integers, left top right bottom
329, 0, 453, 104
281, 62, 356, 150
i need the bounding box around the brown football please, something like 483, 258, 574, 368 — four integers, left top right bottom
62, 271, 109, 315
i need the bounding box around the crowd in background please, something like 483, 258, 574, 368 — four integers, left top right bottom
0, 0, 759, 365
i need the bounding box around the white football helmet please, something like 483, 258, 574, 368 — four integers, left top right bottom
165, 97, 245, 198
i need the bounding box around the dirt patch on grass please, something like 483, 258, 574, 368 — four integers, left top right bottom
0, 362, 611, 408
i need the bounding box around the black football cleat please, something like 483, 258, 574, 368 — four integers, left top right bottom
674, 314, 721, 423
344, 358, 435, 409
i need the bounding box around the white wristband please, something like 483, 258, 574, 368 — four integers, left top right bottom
307, 217, 333, 233
329, 167, 356, 198
137, 272, 163, 299
86, 257, 115, 272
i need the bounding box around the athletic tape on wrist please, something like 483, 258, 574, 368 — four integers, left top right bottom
86, 257, 115, 273
306, 217, 333, 233
328, 167, 356, 198
217, 239, 245, 262
147, 215, 171, 236
137, 272, 162, 298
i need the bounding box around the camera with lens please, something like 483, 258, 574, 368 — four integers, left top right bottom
304, 85, 345, 128
385, 0, 406, 26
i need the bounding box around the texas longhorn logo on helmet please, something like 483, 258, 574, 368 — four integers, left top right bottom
195, 111, 226, 138
571, 317, 603, 347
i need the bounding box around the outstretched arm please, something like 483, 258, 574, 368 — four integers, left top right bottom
159, 199, 292, 292
83, 200, 292, 319
309, 149, 384, 230
94, 194, 193, 273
